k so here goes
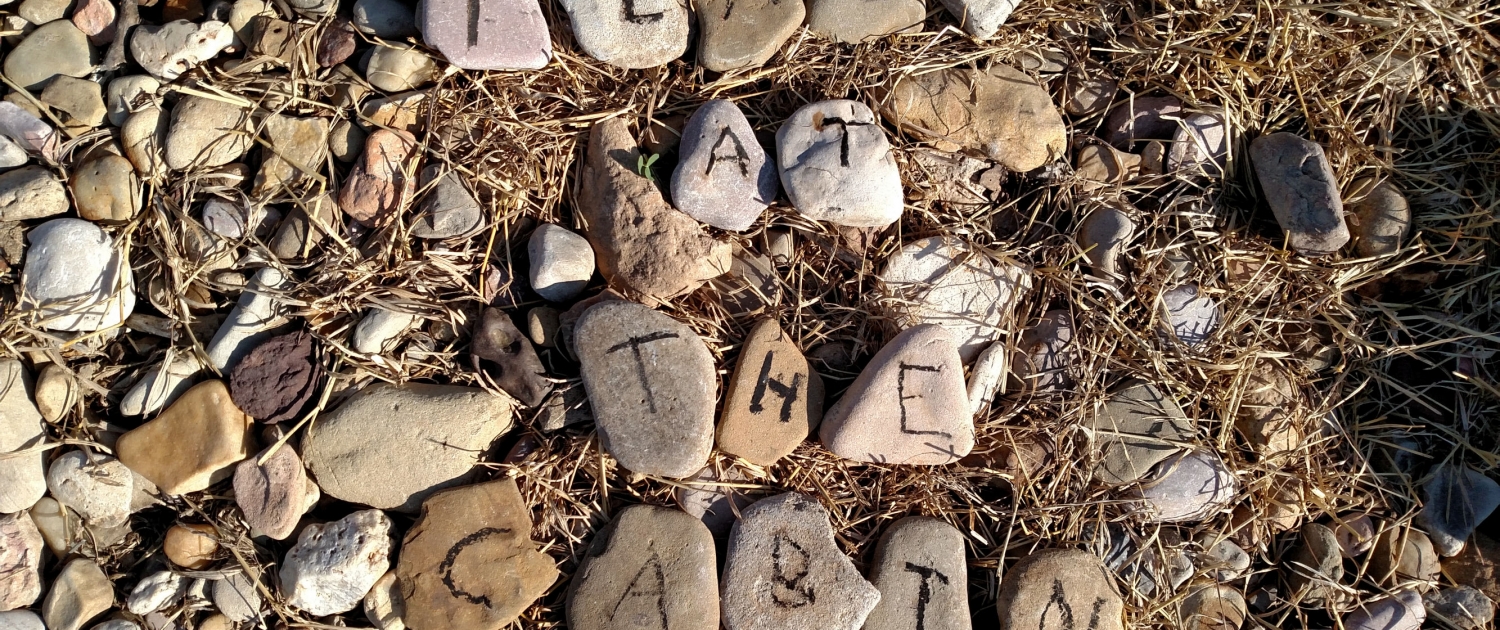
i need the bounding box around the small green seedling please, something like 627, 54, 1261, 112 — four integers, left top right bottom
637, 152, 660, 182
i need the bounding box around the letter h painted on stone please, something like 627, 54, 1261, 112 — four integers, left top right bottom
749, 350, 803, 424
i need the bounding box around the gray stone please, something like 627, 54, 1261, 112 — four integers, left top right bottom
0, 166, 69, 221
233, 445, 313, 540
165, 95, 253, 171
1343, 589, 1425, 630
18, 0, 72, 25
302, 383, 513, 512
1082, 380, 1193, 485
939, 0, 1017, 38
21, 219, 136, 332
105, 75, 160, 127
471, 307, 552, 408
5, 21, 94, 91
671, 99, 777, 231
365, 44, 438, 92
125, 571, 184, 615
418, 0, 551, 69
1078, 204, 1135, 279
45, 451, 133, 527
205, 267, 289, 372
1011, 309, 1075, 393
1349, 178, 1410, 257
328, 119, 367, 163
0, 612, 43, 630
212, 571, 263, 622
0, 511, 43, 611
1064, 75, 1117, 116
1250, 132, 1349, 256
1178, 584, 1248, 630
412, 167, 483, 239
805, 0, 923, 43
39, 76, 106, 129
1419, 464, 1500, 556
965, 340, 1005, 415
527, 223, 594, 302
559, 0, 687, 69
363, 571, 404, 630
1334, 513, 1376, 558
0, 103, 57, 160
566, 505, 717, 630
1161, 283, 1220, 347
722, 493, 880, 630
1168, 113, 1228, 176
130, 20, 234, 81
1103, 96, 1182, 149
880, 236, 1030, 363
1286, 522, 1343, 608
353, 0, 416, 38
696, 0, 803, 71
0, 138, 26, 173
281, 510, 393, 616
777, 99, 903, 227
994, 549, 1124, 630
200, 197, 273, 239
574, 301, 715, 478
1133, 449, 1236, 523
1196, 534, 1250, 581
0, 362, 44, 517
1424, 586, 1493, 630
352, 308, 418, 354
864, 517, 969, 630
119, 354, 202, 417
42, 559, 112, 630
820, 324, 971, 465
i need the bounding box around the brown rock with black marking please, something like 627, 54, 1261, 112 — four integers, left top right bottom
566, 504, 718, 630
717, 319, 823, 466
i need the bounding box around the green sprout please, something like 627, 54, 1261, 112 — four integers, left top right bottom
637, 152, 660, 182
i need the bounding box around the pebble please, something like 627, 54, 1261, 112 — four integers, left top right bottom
579, 118, 730, 300
0, 512, 43, 611
1446, 532, 1500, 600
1103, 96, 1182, 148
360, 91, 425, 132
0, 138, 25, 173
995, 548, 1124, 630
863, 517, 969, 630
805, 0, 923, 43
574, 301, 715, 478
0, 102, 57, 159
1075, 142, 1140, 188
328, 119, 367, 163
130, 20, 234, 81
820, 324, 972, 465
1335, 513, 1377, 558
29, 497, 78, 557
1343, 589, 1425, 630
396, 478, 557, 629
1011, 309, 1075, 393
268, 194, 338, 259
939, 0, 1018, 38
1134, 449, 1236, 522
281, 510, 393, 616
230, 330, 321, 424
0, 368, 46, 517
1197, 534, 1251, 581
0, 166, 69, 221
777, 99, 903, 227
18, 0, 70, 25
353, 0, 416, 37
21, 218, 137, 331
412, 166, 483, 239
1161, 283, 1221, 346
1419, 463, 1500, 556
722, 493, 880, 629
718, 319, 823, 466
233, 445, 314, 540
0, 612, 43, 630
302, 382, 513, 512
1178, 584, 1248, 630
1349, 177, 1410, 257
1370, 525, 1440, 583
125, 571, 184, 615
71, 155, 140, 222
200, 197, 270, 239
1234, 363, 1301, 456
165, 95, 253, 171
286, 0, 335, 18
697, 0, 802, 71
966, 341, 1005, 414
340, 128, 418, 225
45, 451, 133, 527
527, 223, 594, 302
472, 307, 552, 407
252, 114, 329, 197
366, 44, 438, 92
119, 353, 202, 417
363, 571, 405, 630
560, 0, 687, 69
1424, 586, 1493, 630
1249, 132, 1350, 256
1168, 112, 1229, 176
1287, 522, 1343, 607
5, 22, 94, 91
316, 17, 356, 67
116, 380, 255, 495
419, 0, 551, 69
1078, 203, 1135, 279
671, 99, 777, 231
71, 0, 114, 44
39, 76, 106, 130
227, 0, 272, 41
879, 236, 1030, 362
1082, 380, 1193, 485
1064, 75, 1118, 116
352, 308, 418, 354
568, 504, 717, 630
41, 559, 112, 630
206, 266, 289, 372
122, 107, 168, 177
212, 571, 263, 622
884, 64, 1067, 172
163, 523, 218, 569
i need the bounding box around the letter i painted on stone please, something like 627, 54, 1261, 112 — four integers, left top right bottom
607, 331, 680, 413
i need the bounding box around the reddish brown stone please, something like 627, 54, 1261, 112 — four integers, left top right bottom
229, 330, 321, 424
162, 0, 204, 21
471, 307, 552, 408
1447, 532, 1500, 602
317, 18, 357, 68
338, 129, 417, 226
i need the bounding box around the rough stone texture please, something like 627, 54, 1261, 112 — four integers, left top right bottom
879, 236, 1031, 363
420, 0, 551, 69
567, 504, 717, 630
229, 330, 321, 424
5, 21, 94, 91
883, 65, 1067, 172
1250, 132, 1350, 256
45, 451, 133, 527
1103, 96, 1182, 149
206, 267, 290, 372
19, 0, 72, 26
776, 99, 903, 227
559, 0, 687, 69
302, 383, 513, 512
339, 128, 418, 226
412, 167, 483, 239
722, 493, 880, 630
42, 559, 112, 630
1287, 522, 1343, 607
165, 96, 252, 171
0, 512, 43, 611
1178, 584, 1247, 630
1064, 75, 1117, 116
0, 166, 68, 221
253, 114, 329, 198
864, 517, 969, 630
130, 20, 233, 81
966, 341, 1005, 415
397, 478, 557, 630
1343, 589, 1425, 630
363, 571, 405, 630
1196, 534, 1251, 581
1369, 525, 1440, 583
126, 571, 184, 616
328, 119, 366, 163
71, 0, 115, 44
718, 319, 824, 466
72, 155, 140, 222
994, 549, 1124, 630
233, 445, 312, 540
472, 307, 552, 407
939, 0, 1017, 38
580, 118, 731, 300
1168, 113, 1229, 176
696, 0, 802, 71
574, 301, 715, 478
1424, 586, 1493, 630
360, 91, 425, 132
805, 0, 923, 43
1078, 204, 1135, 279
1134, 449, 1236, 523
1082, 380, 1193, 485
1075, 143, 1140, 188
39, 76, 106, 130
352, 308, 418, 354
317, 17, 357, 67
671, 100, 777, 231
1161, 283, 1221, 347
116, 380, 255, 495
213, 571, 263, 623
1348, 177, 1410, 258
0, 362, 44, 516
909, 149, 990, 204
269, 195, 339, 260
1234, 363, 1303, 457
1420, 464, 1500, 557
21, 219, 137, 332
1011, 309, 1075, 393
527, 223, 594, 302
820, 325, 971, 465
1448, 532, 1500, 602
281, 510, 394, 616
366, 44, 438, 92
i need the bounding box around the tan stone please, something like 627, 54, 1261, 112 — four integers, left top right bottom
883, 65, 1067, 172
1369, 525, 1440, 584
116, 380, 255, 495
1234, 363, 1303, 458
567, 505, 718, 630
252, 114, 330, 198
718, 319, 823, 466
1075, 142, 1140, 188
338, 128, 417, 225
71, 154, 139, 221
397, 478, 557, 630
995, 549, 1124, 630
360, 91, 425, 132
164, 523, 218, 569
41, 559, 112, 630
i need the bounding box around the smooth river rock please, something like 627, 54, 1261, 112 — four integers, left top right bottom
0, 361, 46, 514
863, 517, 969, 630
1249, 132, 1349, 256
527, 223, 595, 302
805, 0, 923, 43
420, 0, 551, 69
567, 504, 718, 630
233, 445, 315, 540
994, 549, 1124, 630
559, 0, 688, 69
883, 64, 1067, 172
671, 99, 777, 231
940, 0, 1018, 38
1081, 380, 1193, 485
22, 219, 136, 332
116, 380, 254, 495
777, 100, 903, 227
41, 559, 112, 630
1349, 177, 1410, 258
0, 166, 69, 221
717, 319, 823, 466
165, 95, 253, 171
879, 236, 1031, 363
1134, 449, 1236, 522
1419, 463, 1500, 557
696, 0, 803, 71
5, 22, 94, 91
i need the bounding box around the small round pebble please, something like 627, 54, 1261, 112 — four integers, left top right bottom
164, 523, 219, 569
